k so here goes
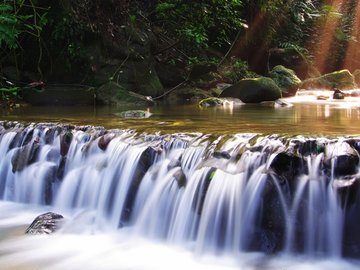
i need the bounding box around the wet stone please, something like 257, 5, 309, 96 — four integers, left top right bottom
25, 212, 64, 235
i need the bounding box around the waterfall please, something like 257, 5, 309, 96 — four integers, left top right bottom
0, 121, 359, 258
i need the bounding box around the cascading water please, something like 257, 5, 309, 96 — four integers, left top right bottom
0, 121, 359, 269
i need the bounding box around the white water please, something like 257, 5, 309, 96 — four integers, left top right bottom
0, 122, 359, 269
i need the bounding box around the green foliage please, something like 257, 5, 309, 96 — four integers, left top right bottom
0, 85, 20, 103
266, 0, 321, 48
0, 0, 49, 48
155, 0, 247, 56
0, 0, 36, 49
220, 59, 258, 83
48, 14, 86, 67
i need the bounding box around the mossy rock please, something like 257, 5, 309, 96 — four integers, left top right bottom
353, 69, 360, 86
115, 110, 152, 119
268, 65, 301, 97
96, 81, 149, 105
301, 69, 357, 90
219, 77, 282, 103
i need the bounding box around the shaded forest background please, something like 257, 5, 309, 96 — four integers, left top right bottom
0, 0, 359, 101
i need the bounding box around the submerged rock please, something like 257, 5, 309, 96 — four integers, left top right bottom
333, 89, 345, 100
98, 133, 116, 151
219, 77, 282, 103
96, 82, 152, 106
11, 140, 40, 172
115, 110, 152, 119
270, 152, 304, 180
325, 142, 359, 177
60, 131, 73, 156
25, 212, 64, 235
333, 175, 360, 207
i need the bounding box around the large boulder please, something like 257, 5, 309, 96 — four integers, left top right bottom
301, 69, 357, 90
96, 82, 151, 105
25, 212, 64, 235
268, 65, 301, 97
219, 77, 282, 103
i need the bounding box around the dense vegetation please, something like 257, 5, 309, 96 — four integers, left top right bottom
0, 0, 359, 104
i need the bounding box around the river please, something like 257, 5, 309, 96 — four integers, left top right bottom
0, 91, 359, 270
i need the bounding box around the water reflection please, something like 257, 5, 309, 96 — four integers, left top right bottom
1, 96, 360, 135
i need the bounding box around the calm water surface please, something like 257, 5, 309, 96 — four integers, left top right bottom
1, 93, 360, 136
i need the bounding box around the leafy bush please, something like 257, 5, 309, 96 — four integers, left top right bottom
0, 1, 38, 49
155, 0, 247, 56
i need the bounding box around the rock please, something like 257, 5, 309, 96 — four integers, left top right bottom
274, 99, 293, 108
268, 65, 301, 97
198, 97, 224, 107
115, 110, 152, 119
340, 176, 360, 257
301, 69, 356, 90
270, 152, 304, 180
333, 155, 359, 177
25, 212, 64, 235
333, 89, 345, 100
317, 95, 329, 100
119, 146, 161, 225
173, 167, 187, 187
353, 69, 360, 86
325, 142, 359, 177
192, 168, 216, 215
213, 151, 231, 159
219, 77, 282, 103
87, 25, 164, 99
60, 131, 73, 157
333, 175, 360, 207
350, 90, 360, 97
98, 133, 116, 151
96, 81, 150, 106
246, 174, 287, 253
11, 140, 40, 172
127, 60, 164, 97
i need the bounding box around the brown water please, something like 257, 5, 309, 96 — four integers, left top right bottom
1, 93, 360, 136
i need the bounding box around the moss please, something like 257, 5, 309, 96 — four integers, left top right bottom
301, 69, 356, 90
96, 82, 148, 105
268, 65, 301, 97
